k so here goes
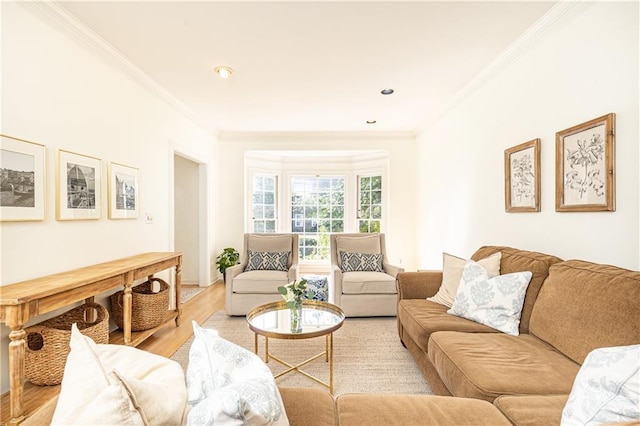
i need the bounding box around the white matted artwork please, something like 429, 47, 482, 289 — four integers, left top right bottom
0, 134, 46, 222
504, 138, 540, 212
56, 149, 102, 220
108, 162, 139, 219
556, 113, 615, 212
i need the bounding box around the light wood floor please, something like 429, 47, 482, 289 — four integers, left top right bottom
0, 281, 225, 424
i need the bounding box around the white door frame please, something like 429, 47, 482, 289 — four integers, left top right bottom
169, 147, 211, 290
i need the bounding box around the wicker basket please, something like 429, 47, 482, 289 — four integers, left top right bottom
110, 277, 170, 332
25, 302, 109, 386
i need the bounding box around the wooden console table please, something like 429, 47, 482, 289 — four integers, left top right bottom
0, 252, 182, 425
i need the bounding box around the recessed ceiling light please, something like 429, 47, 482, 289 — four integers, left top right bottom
381, 88, 394, 95
214, 66, 234, 79
366, 120, 377, 124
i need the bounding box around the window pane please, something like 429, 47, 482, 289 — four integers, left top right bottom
358, 175, 382, 233
332, 220, 344, 232
292, 176, 344, 260
253, 205, 263, 219
252, 174, 277, 232
371, 176, 382, 190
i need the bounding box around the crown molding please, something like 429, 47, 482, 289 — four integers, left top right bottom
218, 131, 416, 143
19, 1, 218, 138
416, 0, 594, 136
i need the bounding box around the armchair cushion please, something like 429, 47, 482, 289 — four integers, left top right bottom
245, 249, 290, 272
342, 271, 396, 294
335, 235, 381, 268
232, 270, 290, 293
339, 251, 383, 272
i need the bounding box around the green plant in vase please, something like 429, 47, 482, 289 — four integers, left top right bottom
278, 279, 312, 333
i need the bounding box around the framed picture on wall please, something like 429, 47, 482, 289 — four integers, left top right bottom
504, 138, 540, 212
0, 134, 46, 222
108, 162, 139, 219
56, 149, 102, 220
555, 113, 615, 212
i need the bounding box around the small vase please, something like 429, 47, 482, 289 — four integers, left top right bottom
290, 302, 302, 333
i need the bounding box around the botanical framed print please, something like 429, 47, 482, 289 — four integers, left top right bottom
504, 138, 540, 212
108, 162, 139, 219
0, 134, 46, 221
56, 149, 102, 220
556, 113, 615, 212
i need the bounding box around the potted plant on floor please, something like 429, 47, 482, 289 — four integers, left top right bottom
216, 247, 240, 282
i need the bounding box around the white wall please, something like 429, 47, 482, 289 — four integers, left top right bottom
215, 134, 418, 276
416, 1, 639, 269
0, 3, 216, 392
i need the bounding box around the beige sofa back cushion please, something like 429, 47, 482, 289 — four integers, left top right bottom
471, 246, 562, 334
529, 259, 640, 364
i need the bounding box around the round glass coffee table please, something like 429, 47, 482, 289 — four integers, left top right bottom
246, 300, 345, 393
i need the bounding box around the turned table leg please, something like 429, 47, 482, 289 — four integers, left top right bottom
7, 306, 27, 424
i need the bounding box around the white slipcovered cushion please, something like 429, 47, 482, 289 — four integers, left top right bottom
186, 321, 289, 425
232, 270, 289, 293
52, 324, 186, 425
561, 344, 640, 425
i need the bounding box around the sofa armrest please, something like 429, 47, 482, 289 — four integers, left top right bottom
279, 387, 335, 426
287, 264, 298, 282
397, 271, 443, 300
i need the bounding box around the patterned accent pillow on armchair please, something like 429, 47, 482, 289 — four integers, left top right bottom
339, 251, 384, 272
245, 250, 289, 271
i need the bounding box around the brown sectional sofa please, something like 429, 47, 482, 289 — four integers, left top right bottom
395, 246, 640, 424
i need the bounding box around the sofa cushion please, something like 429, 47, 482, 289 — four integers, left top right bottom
398, 299, 498, 351
336, 394, 512, 426
52, 324, 186, 425
428, 252, 501, 308
428, 331, 580, 402
530, 260, 640, 364
232, 270, 290, 293
470, 246, 563, 334
561, 344, 640, 425
342, 271, 396, 294
448, 260, 532, 336
335, 235, 381, 268
494, 394, 568, 426
186, 321, 288, 425
279, 387, 335, 426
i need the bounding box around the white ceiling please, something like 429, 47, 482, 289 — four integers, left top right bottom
58, 1, 556, 136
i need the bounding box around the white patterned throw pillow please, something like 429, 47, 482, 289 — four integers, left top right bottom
561, 345, 640, 426
448, 260, 532, 336
186, 321, 289, 426
339, 251, 384, 272
245, 250, 289, 272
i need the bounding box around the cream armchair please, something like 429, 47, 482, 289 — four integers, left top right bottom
329, 233, 403, 317
225, 233, 299, 316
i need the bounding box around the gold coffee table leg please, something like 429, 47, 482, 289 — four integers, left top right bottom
265, 336, 269, 363
329, 332, 334, 394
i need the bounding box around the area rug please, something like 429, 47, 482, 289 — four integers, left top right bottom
170, 311, 433, 396
180, 286, 205, 303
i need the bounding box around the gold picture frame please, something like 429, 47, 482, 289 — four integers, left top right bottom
504, 138, 540, 212
555, 113, 615, 212
108, 162, 139, 219
56, 149, 102, 220
0, 134, 46, 222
